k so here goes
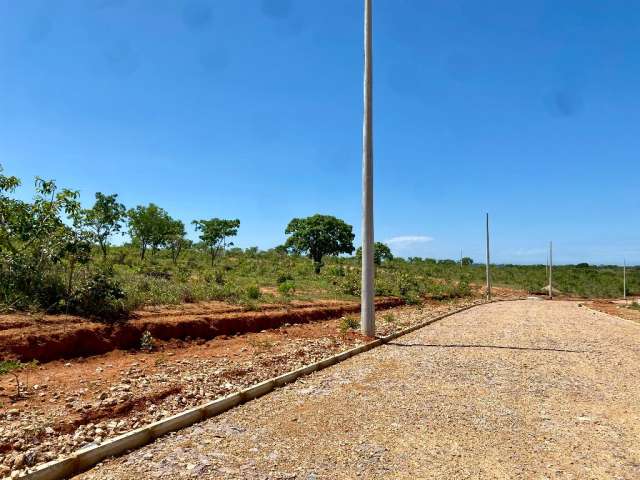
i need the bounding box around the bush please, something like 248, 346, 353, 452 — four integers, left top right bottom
382, 312, 395, 323
140, 330, 155, 351
339, 270, 360, 296
245, 284, 261, 300
325, 264, 345, 277
276, 272, 294, 284
339, 315, 359, 333
278, 280, 296, 297
70, 271, 127, 321
453, 274, 472, 297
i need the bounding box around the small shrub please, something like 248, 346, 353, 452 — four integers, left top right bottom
278, 280, 296, 297
325, 265, 345, 277
140, 330, 155, 351
175, 266, 191, 283
246, 284, 261, 300
339, 315, 359, 333
276, 272, 294, 284
241, 300, 260, 311
70, 271, 127, 321
0, 360, 37, 398
382, 312, 396, 323
248, 337, 275, 350
339, 271, 360, 296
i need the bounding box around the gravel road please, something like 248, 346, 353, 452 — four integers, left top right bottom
78, 300, 640, 479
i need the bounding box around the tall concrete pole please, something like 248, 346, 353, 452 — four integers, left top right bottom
623, 258, 627, 303
549, 241, 553, 300
545, 253, 549, 282
360, 0, 375, 336
485, 213, 491, 300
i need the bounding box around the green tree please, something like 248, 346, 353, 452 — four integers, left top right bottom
192, 218, 240, 265
284, 214, 354, 274
461, 257, 474, 266
0, 167, 23, 254
356, 241, 394, 266
127, 203, 174, 260
81, 192, 126, 259
438, 259, 457, 265
0, 167, 91, 309
167, 219, 188, 265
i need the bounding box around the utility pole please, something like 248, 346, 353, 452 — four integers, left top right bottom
360, 0, 375, 337
549, 241, 553, 300
545, 253, 549, 281
623, 258, 627, 303
485, 213, 491, 300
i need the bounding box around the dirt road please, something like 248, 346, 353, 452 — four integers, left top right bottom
79, 300, 640, 479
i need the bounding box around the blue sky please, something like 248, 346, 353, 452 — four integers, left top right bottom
1, 0, 638, 264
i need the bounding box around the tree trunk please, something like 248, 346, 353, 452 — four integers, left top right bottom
67, 259, 75, 295
312, 254, 323, 274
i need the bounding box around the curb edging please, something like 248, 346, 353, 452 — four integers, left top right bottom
22, 299, 508, 480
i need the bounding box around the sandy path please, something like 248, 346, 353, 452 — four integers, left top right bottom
79, 300, 640, 479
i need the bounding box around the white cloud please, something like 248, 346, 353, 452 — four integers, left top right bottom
384, 235, 434, 246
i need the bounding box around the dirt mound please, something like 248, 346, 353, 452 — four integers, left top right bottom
0, 298, 403, 363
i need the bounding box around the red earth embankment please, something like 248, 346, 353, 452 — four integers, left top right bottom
0, 297, 403, 363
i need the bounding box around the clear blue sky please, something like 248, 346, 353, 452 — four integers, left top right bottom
1, 1, 638, 264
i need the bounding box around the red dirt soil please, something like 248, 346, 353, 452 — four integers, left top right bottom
0, 298, 403, 363
585, 299, 640, 324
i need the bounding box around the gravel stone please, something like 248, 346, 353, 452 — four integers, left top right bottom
77, 300, 640, 479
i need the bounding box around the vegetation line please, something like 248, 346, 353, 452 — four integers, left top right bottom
1, 164, 636, 323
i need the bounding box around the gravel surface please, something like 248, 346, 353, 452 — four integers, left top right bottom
75, 300, 640, 479
2, 299, 487, 478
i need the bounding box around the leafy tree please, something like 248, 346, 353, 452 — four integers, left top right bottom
273, 244, 289, 256
0, 168, 22, 254
284, 214, 354, 273
438, 259, 457, 265
60, 225, 93, 294
0, 167, 92, 310
167, 219, 188, 265
127, 203, 175, 260
356, 241, 394, 266
192, 218, 240, 265
81, 192, 126, 259
461, 257, 474, 266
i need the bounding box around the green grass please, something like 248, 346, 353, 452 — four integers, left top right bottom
104, 246, 640, 308
2, 242, 637, 316
0, 360, 23, 376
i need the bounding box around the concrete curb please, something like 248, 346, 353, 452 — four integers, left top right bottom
22, 299, 511, 480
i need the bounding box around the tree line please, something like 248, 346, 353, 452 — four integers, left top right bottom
0, 166, 369, 316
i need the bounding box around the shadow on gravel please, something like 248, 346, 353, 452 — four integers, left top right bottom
387, 342, 587, 353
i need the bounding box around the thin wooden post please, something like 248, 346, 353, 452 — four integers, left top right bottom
485, 213, 491, 300
360, 0, 375, 336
